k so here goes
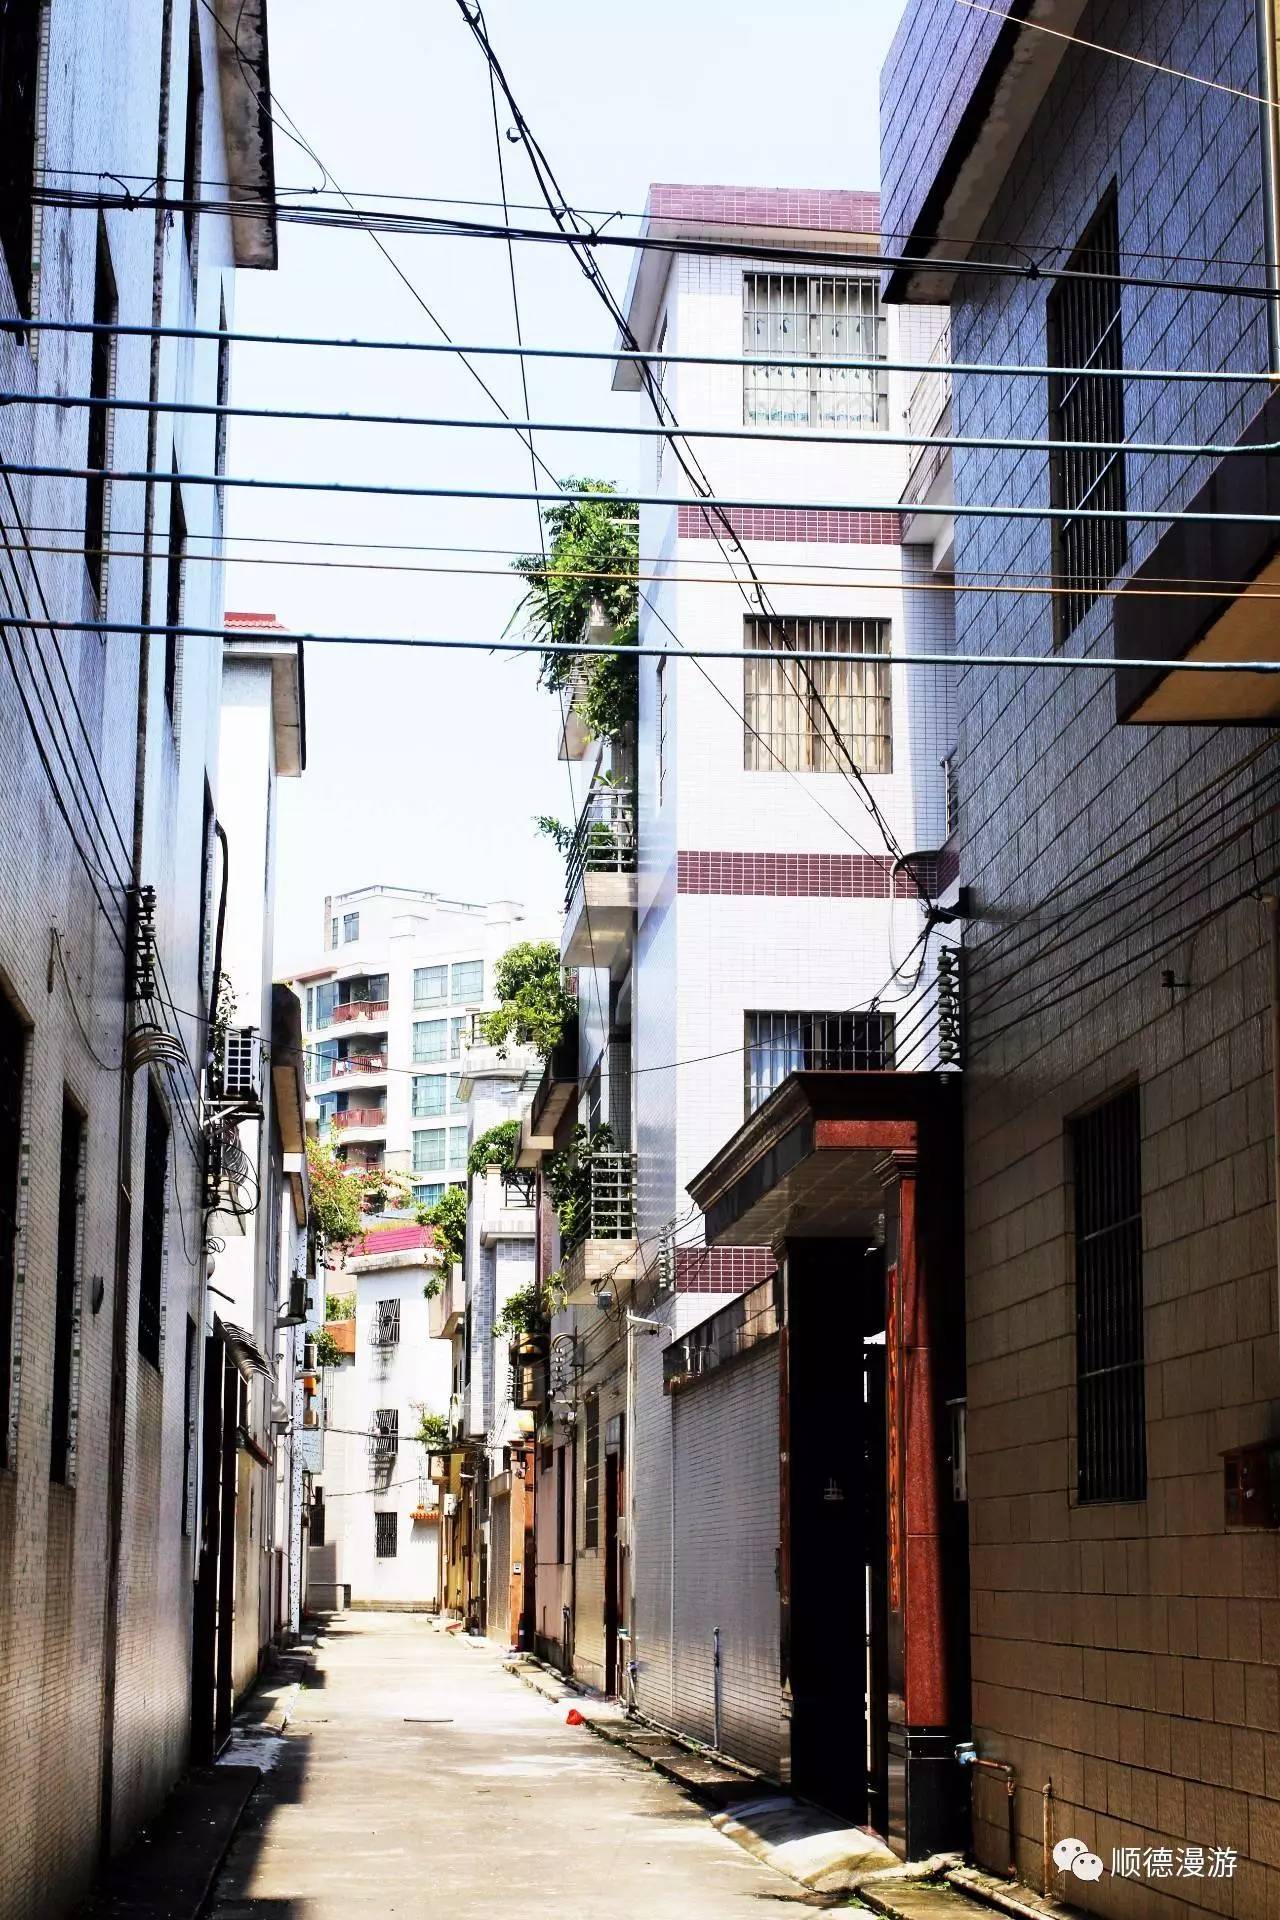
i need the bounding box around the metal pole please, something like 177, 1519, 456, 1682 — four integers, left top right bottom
1257, 0, 1280, 371
712, 1626, 722, 1752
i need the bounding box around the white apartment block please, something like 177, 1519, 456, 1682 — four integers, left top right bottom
0, 4, 277, 1913
290, 886, 537, 1215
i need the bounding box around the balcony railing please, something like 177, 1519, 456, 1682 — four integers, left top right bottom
564, 788, 635, 910
906, 322, 952, 446
331, 1106, 387, 1131
332, 999, 389, 1024
332, 1053, 387, 1078
564, 1150, 636, 1251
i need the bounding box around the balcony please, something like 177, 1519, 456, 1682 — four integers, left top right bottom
517, 1014, 579, 1167
331, 1106, 387, 1133
331, 1052, 387, 1080
332, 999, 389, 1026
561, 788, 636, 976
427, 1261, 465, 1340
510, 1337, 549, 1410
561, 1150, 638, 1305
900, 323, 953, 559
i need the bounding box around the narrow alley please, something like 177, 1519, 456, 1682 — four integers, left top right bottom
208, 1615, 811, 1919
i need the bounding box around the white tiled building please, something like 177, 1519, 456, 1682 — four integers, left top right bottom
290, 886, 536, 1213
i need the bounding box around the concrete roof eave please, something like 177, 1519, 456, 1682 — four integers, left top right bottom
212, 0, 278, 271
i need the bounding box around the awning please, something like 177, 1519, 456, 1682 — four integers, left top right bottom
687, 1071, 960, 1246
221, 1320, 275, 1381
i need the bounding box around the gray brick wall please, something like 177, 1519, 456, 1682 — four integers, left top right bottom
885, 0, 1280, 1909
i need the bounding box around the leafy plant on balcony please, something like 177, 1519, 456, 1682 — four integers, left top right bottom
477, 940, 577, 1057
417, 1182, 467, 1270
512, 479, 638, 746
306, 1137, 364, 1260
467, 1120, 522, 1182
546, 1122, 616, 1249
314, 1327, 345, 1367
325, 1290, 355, 1321
415, 1406, 450, 1452
494, 1269, 567, 1341
359, 1167, 414, 1215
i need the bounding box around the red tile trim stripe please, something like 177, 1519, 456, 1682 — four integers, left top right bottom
676, 1246, 777, 1294
678, 851, 955, 899
676, 504, 901, 545
648, 184, 880, 235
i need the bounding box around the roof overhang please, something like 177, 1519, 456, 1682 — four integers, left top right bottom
688, 1071, 960, 1245
883, 0, 1089, 304
271, 984, 308, 1153
1115, 388, 1280, 724
221, 1319, 275, 1379
223, 631, 306, 773
212, 0, 278, 270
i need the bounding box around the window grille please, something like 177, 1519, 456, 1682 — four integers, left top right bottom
584, 1396, 600, 1550
745, 1010, 896, 1116
414, 964, 447, 1006
412, 1073, 445, 1119
744, 618, 891, 774
84, 222, 117, 604
942, 753, 959, 841
374, 1510, 398, 1558
451, 960, 483, 1003
50, 1095, 84, 1484
372, 1299, 400, 1347
1047, 191, 1126, 642
1072, 1085, 1146, 1503
181, 6, 203, 278
371, 1408, 399, 1458
0, 0, 41, 318
413, 1019, 446, 1064
413, 1128, 445, 1175
139, 1083, 169, 1367
743, 273, 887, 429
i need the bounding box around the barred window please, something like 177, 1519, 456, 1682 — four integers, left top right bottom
451, 960, 483, 1003
413, 1019, 446, 1064
745, 1010, 896, 1116
414, 964, 447, 1006
1047, 191, 1126, 642
372, 1408, 399, 1457
412, 1074, 445, 1119
584, 1395, 600, 1550
744, 273, 887, 429
374, 1510, 398, 1558
372, 1299, 400, 1347
413, 1128, 445, 1175
744, 618, 891, 773
1072, 1086, 1146, 1503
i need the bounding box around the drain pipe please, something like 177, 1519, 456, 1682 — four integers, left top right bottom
1257, 0, 1280, 371
1042, 1777, 1054, 1896
957, 1743, 1017, 1880
712, 1626, 723, 1751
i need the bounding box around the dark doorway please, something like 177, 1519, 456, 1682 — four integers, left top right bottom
603, 1451, 620, 1694
192, 1326, 240, 1762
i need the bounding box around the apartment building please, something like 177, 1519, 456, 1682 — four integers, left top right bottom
0, 4, 277, 1912
880, 0, 1280, 1906
516, 186, 964, 1832
308, 1225, 450, 1610
290, 886, 531, 1213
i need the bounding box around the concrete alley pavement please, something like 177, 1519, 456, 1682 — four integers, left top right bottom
208, 1613, 815, 1919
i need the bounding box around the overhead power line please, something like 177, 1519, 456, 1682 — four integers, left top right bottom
9, 386, 1277, 462
4, 311, 1272, 387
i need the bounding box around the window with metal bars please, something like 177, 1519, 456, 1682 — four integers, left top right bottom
139, 1084, 169, 1368
745, 1010, 896, 1116
1072, 1085, 1146, 1503
744, 618, 891, 773
743, 273, 887, 428
583, 1396, 600, 1550
0, 989, 24, 1465
164, 470, 185, 726
181, 5, 203, 280
372, 1299, 400, 1347
84, 222, 117, 605
0, 0, 40, 319
374, 1509, 398, 1558
371, 1408, 399, 1458
1047, 191, 1126, 643
50, 1095, 84, 1485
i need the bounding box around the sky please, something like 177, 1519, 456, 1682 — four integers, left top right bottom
225, 0, 909, 973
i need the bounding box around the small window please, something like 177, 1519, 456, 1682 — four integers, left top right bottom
412, 1019, 446, 1065
343, 912, 360, 943
412, 1074, 446, 1119
372, 1298, 401, 1347
138, 1083, 169, 1368
374, 1510, 398, 1558
413, 1128, 446, 1175
413, 1182, 444, 1209
414, 964, 447, 1006
330, 917, 339, 949
0, 989, 26, 1462
0, 0, 41, 318
451, 960, 483, 1003
164, 471, 185, 726
584, 1396, 600, 1550
448, 1126, 468, 1170
84, 222, 117, 604
744, 1009, 895, 1116
449, 1016, 466, 1059
743, 272, 887, 429
181, 6, 203, 278
1072, 1086, 1146, 1503
372, 1408, 399, 1457
1047, 190, 1126, 643
744, 617, 891, 774
50, 1095, 84, 1485
310, 1487, 326, 1548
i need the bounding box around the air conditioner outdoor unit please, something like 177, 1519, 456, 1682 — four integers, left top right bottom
223, 1026, 262, 1104
277, 1274, 310, 1327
